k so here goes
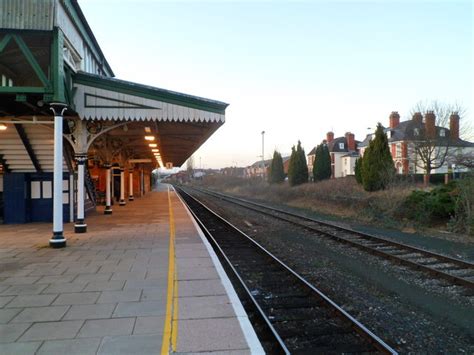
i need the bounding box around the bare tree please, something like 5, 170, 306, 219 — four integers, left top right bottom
409, 101, 467, 184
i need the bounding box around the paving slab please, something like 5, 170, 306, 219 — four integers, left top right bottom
63, 303, 116, 320
77, 318, 135, 338
0, 341, 42, 355
11, 305, 69, 323
0, 323, 31, 342
113, 301, 165, 317
0, 309, 21, 324
98, 334, 161, 355
133, 316, 165, 335
6, 294, 57, 308
96, 289, 142, 304
18, 320, 83, 341
36, 338, 102, 355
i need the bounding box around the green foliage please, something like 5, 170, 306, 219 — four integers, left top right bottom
354, 155, 363, 184
268, 150, 285, 184
313, 144, 331, 181
449, 176, 474, 235
361, 123, 395, 191
402, 182, 457, 224
288, 141, 308, 186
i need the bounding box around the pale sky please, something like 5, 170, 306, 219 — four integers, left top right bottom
80, 0, 473, 169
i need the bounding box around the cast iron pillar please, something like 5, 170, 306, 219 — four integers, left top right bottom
74, 154, 88, 233
119, 168, 126, 206
128, 168, 134, 201
50, 103, 68, 248
104, 163, 113, 215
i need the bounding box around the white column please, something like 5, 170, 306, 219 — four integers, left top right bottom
128, 168, 134, 201
119, 168, 126, 206
49, 104, 67, 248
74, 154, 87, 233
69, 174, 74, 223
104, 163, 112, 215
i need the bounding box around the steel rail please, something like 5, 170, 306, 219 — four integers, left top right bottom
187, 186, 474, 290
176, 187, 397, 354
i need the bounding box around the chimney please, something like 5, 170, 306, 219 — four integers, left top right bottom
412, 112, 423, 125
345, 132, 356, 151
326, 131, 334, 143
449, 112, 460, 141
424, 111, 436, 138
389, 111, 400, 129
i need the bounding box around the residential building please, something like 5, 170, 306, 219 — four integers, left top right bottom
308, 132, 359, 178
359, 111, 474, 175
245, 156, 290, 178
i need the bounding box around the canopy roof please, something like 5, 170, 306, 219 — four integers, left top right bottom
73, 72, 227, 122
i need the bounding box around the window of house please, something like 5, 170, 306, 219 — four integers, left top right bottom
440, 129, 445, 137
339, 143, 344, 149
414, 128, 419, 136
396, 143, 402, 158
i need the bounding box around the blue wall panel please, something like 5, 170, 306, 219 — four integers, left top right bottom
4, 173, 27, 223
3, 172, 71, 224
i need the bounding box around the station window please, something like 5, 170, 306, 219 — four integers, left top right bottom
414, 128, 419, 136
339, 143, 344, 149
440, 129, 446, 137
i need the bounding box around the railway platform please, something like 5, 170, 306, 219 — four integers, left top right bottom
0, 184, 262, 354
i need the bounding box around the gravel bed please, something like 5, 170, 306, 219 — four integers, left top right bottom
188, 189, 474, 353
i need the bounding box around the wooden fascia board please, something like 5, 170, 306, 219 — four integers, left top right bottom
73, 73, 229, 115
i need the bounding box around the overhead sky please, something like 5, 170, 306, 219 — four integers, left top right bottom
80, 0, 472, 169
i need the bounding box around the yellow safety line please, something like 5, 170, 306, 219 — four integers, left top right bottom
172, 266, 179, 350
161, 186, 178, 354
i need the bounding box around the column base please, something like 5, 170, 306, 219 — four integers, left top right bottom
128, 196, 134, 201
49, 231, 67, 248
104, 206, 113, 215
119, 200, 126, 206
74, 223, 87, 233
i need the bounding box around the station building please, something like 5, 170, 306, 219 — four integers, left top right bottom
0, 0, 227, 247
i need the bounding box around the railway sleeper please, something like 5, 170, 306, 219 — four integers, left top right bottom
285, 333, 373, 353
276, 321, 347, 340
262, 300, 322, 310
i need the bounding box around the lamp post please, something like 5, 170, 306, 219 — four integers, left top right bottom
261, 130, 265, 180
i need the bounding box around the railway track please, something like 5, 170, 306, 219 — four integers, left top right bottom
176, 187, 397, 354
185, 186, 474, 292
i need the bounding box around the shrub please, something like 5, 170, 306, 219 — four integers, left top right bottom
401, 183, 457, 224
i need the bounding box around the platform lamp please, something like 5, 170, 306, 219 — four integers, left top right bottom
0, 123, 7, 131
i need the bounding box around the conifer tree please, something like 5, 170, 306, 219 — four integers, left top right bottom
312, 144, 323, 181
269, 150, 285, 184
313, 144, 331, 181
354, 155, 363, 184
321, 144, 332, 180
361, 123, 395, 191
288, 145, 297, 186
289, 141, 308, 186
